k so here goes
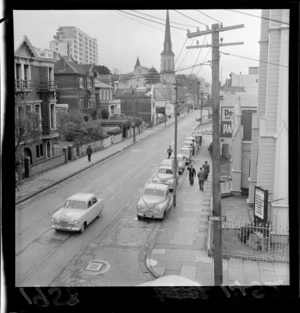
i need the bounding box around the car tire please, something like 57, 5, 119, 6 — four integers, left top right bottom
97, 210, 102, 218
137, 215, 143, 220
79, 223, 86, 234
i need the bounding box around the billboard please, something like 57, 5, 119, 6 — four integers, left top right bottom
220, 107, 234, 137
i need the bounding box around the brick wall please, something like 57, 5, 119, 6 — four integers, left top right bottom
30, 153, 66, 176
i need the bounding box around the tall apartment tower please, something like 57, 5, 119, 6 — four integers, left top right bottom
160, 10, 175, 85
49, 26, 98, 65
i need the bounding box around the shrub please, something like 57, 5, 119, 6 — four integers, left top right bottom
106, 128, 121, 136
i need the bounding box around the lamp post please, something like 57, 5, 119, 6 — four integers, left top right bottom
132, 88, 136, 143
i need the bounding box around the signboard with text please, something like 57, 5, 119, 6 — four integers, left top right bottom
221, 107, 234, 138
254, 186, 268, 223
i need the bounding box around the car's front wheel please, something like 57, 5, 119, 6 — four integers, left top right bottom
137, 215, 143, 221
79, 223, 86, 234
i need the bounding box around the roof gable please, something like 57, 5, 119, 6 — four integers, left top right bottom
15, 36, 39, 59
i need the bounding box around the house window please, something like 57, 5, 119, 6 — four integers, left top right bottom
24, 64, 30, 87
79, 98, 85, 108
36, 144, 43, 158
50, 103, 56, 129
79, 76, 84, 88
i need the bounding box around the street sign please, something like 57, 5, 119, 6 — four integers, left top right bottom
208, 216, 226, 222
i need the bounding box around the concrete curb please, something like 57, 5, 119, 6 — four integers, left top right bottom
16, 112, 200, 205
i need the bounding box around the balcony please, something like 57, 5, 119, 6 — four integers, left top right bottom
15, 79, 32, 93
35, 81, 58, 92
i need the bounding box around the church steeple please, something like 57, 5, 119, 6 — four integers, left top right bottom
134, 57, 141, 70
160, 10, 175, 84
161, 10, 174, 56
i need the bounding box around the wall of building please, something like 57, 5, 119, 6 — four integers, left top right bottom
30, 153, 66, 176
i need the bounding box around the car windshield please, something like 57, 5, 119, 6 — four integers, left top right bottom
64, 200, 86, 210
158, 168, 173, 175
144, 189, 165, 197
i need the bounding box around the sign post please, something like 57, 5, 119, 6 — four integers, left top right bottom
254, 186, 268, 224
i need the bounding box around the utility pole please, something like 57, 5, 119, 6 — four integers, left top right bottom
187, 22, 244, 286
173, 80, 178, 206
132, 89, 136, 143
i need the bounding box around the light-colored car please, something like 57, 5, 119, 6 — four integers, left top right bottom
186, 136, 195, 142
169, 154, 185, 174
183, 140, 194, 153
51, 193, 104, 233
152, 165, 177, 191
180, 147, 192, 165
160, 158, 179, 172
137, 183, 172, 220
138, 275, 202, 286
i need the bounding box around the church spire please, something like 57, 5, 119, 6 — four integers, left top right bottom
161, 10, 174, 56
134, 57, 140, 69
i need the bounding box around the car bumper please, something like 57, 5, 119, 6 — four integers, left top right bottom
137, 209, 164, 219
51, 223, 81, 232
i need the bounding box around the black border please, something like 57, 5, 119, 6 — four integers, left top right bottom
2, 0, 300, 312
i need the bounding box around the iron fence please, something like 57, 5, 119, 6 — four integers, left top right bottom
222, 221, 289, 263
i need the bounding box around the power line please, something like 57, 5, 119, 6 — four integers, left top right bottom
174, 10, 209, 28
188, 35, 207, 80
228, 9, 290, 26
132, 10, 195, 28
195, 10, 223, 24
119, 10, 186, 30
178, 38, 196, 68
197, 46, 211, 76
219, 51, 289, 68
115, 11, 185, 38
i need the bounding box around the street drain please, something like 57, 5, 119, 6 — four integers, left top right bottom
84, 260, 110, 275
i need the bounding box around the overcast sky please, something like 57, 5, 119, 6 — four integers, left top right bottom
13, 9, 263, 84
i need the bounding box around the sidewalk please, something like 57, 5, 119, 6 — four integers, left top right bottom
145, 133, 289, 286
16, 111, 211, 205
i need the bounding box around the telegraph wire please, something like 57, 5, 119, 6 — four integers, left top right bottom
114, 11, 185, 38
119, 10, 186, 30
174, 10, 209, 28
132, 10, 195, 28
228, 9, 289, 25
219, 51, 289, 68
195, 10, 223, 24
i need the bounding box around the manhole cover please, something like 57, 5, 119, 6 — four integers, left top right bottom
84, 260, 110, 275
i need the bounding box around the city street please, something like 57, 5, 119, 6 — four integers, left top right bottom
16, 110, 206, 286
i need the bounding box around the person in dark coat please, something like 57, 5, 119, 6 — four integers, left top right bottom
167, 146, 173, 159
87, 145, 93, 162
197, 167, 206, 191
187, 165, 196, 186
202, 161, 210, 180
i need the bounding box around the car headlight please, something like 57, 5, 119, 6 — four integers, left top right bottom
51, 218, 56, 222
74, 221, 79, 224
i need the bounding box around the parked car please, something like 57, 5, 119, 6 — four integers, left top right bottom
160, 158, 179, 173
152, 165, 177, 191
186, 136, 195, 142
169, 154, 185, 174
136, 183, 172, 220
51, 193, 104, 233
180, 147, 192, 165
183, 140, 194, 153
109, 113, 126, 119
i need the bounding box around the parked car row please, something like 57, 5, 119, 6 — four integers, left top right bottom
137, 135, 195, 221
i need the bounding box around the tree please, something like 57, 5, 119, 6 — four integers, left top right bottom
95, 65, 111, 75
100, 108, 109, 119
144, 67, 161, 85
15, 111, 41, 153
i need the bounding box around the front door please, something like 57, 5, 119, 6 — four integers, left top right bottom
241, 154, 250, 189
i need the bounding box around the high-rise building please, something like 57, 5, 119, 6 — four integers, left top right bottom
49, 26, 98, 65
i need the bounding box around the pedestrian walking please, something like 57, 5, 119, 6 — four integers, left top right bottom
197, 167, 206, 191
202, 161, 210, 180
87, 145, 93, 162
187, 165, 196, 186
15, 170, 19, 191
167, 145, 173, 159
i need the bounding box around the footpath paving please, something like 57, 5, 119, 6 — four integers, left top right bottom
145, 133, 289, 286
15, 112, 196, 205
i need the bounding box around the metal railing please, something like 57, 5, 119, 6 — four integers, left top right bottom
36, 81, 57, 90
222, 221, 289, 263
15, 79, 31, 90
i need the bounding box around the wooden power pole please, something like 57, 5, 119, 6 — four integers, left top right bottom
173, 79, 178, 206
187, 23, 244, 286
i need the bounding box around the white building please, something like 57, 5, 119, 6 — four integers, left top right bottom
247, 9, 289, 229
49, 26, 98, 65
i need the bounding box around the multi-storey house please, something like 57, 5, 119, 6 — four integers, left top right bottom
54, 56, 96, 110
15, 36, 59, 179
